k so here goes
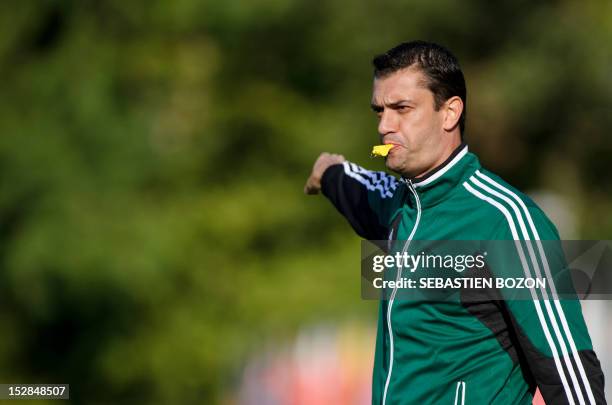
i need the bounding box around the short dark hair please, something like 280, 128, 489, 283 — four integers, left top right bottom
373, 41, 467, 135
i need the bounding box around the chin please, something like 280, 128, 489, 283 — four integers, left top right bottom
385, 159, 403, 174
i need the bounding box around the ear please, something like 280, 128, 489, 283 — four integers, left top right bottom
442, 96, 463, 132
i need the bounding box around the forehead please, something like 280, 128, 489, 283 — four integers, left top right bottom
372, 67, 431, 103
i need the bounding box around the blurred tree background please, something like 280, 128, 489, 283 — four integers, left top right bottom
0, 0, 611, 403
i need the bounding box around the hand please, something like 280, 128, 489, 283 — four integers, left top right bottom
304, 152, 346, 195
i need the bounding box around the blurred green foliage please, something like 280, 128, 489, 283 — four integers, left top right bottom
0, 0, 611, 403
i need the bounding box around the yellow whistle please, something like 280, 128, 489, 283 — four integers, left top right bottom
371, 144, 394, 157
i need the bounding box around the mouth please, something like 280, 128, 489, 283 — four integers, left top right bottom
384, 142, 403, 153
383, 141, 402, 147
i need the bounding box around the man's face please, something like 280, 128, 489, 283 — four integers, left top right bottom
371, 66, 448, 178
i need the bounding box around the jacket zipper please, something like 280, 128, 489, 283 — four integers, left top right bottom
454, 381, 466, 405
382, 178, 422, 405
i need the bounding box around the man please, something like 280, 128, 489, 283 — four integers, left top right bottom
304, 41, 605, 404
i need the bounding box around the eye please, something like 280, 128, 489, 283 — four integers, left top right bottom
397, 105, 410, 113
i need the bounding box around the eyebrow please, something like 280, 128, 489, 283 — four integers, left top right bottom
370, 99, 415, 111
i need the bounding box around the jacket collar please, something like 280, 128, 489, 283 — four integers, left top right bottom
404, 143, 480, 208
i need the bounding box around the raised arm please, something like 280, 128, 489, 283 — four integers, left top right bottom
304, 152, 400, 240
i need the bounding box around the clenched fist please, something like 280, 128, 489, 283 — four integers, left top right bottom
304, 153, 346, 195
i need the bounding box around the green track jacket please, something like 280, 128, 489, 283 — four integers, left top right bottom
321, 143, 606, 404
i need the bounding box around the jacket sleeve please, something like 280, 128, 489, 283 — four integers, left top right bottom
489, 208, 606, 405
320, 161, 400, 240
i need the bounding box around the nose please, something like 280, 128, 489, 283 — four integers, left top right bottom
377, 109, 397, 136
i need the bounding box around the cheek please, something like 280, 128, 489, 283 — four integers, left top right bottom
399, 112, 428, 141
413, 109, 443, 136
